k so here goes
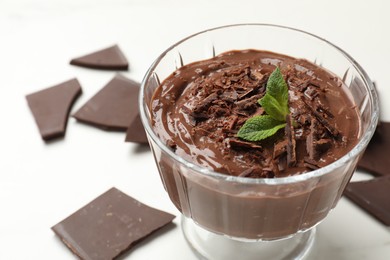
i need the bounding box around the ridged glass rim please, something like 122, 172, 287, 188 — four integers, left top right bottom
139, 23, 379, 185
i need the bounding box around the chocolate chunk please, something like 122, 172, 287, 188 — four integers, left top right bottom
125, 114, 148, 144
286, 114, 297, 167
73, 74, 139, 131
52, 187, 175, 259
26, 78, 82, 140
70, 45, 128, 70
358, 122, 390, 176
344, 176, 390, 226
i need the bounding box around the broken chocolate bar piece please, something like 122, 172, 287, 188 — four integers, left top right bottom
70, 45, 128, 70
125, 114, 148, 144
73, 74, 140, 131
52, 187, 175, 260
26, 78, 82, 140
344, 176, 390, 226
358, 121, 390, 176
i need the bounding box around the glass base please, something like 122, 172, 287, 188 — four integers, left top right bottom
181, 216, 316, 260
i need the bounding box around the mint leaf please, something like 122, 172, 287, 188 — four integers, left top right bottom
259, 67, 289, 121
237, 67, 290, 142
259, 94, 287, 122
237, 115, 286, 141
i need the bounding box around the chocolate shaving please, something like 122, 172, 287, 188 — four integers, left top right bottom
317, 104, 334, 119
228, 138, 262, 150
191, 92, 218, 117
306, 117, 317, 160
304, 157, 320, 170
249, 69, 264, 81
277, 154, 288, 172
304, 86, 319, 100
237, 88, 256, 100
273, 139, 288, 159
286, 114, 297, 167
239, 167, 258, 177
208, 105, 230, 117
222, 115, 238, 132
220, 90, 238, 103
316, 138, 332, 155
308, 79, 321, 89
302, 97, 341, 139
235, 93, 263, 111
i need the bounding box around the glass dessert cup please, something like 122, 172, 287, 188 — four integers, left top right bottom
139, 24, 379, 260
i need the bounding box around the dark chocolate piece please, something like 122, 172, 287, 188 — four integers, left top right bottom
26, 78, 82, 140
73, 74, 140, 131
344, 176, 390, 226
125, 114, 148, 144
70, 45, 128, 70
52, 187, 175, 260
358, 122, 390, 176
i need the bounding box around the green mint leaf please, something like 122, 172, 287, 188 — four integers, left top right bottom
258, 94, 287, 122
259, 67, 289, 120
237, 115, 286, 141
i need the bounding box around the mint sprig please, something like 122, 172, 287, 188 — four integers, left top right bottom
237, 67, 289, 141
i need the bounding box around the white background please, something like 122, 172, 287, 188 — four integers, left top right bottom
1, 0, 390, 259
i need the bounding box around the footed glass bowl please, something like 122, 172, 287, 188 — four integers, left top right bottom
139, 24, 379, 260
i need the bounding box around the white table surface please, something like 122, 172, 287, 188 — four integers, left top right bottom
1, 0, 390, 259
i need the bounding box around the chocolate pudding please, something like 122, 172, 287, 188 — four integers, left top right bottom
151, 50, 359, 177
149, 50, 361, 239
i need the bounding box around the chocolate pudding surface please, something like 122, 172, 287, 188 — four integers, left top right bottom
151, 50, 360, 178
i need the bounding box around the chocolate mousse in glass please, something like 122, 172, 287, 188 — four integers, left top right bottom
139, 24, 379, 260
